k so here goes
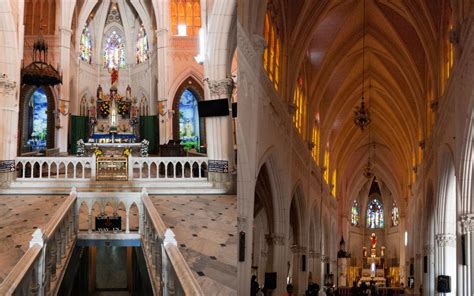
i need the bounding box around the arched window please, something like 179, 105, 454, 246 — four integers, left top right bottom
263, 11, 281, 90
366, 199, 384, 228
140, 96, 149, 116
323, 146, 330, 183
311, 125, 320, 165
28, 87, 48, 151
179, 89, 200, 150
293, 77, 306, 137
391, 202, 400, 226
331, 170, 337, 197
170, 0, 201, 36
80, 96, 88, 116
136, 25, 149, 64
80, 24, 92, 64
103, 31, 126, 69
351, 201, 360, 226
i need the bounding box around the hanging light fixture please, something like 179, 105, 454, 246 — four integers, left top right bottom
354, 0, 371, 130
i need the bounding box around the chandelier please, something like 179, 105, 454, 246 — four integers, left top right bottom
354, 0, 371, 130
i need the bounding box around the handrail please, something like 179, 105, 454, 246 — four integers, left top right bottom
141, 189, 204, 295
0, 244, 42, 294
0, 188, 78, 295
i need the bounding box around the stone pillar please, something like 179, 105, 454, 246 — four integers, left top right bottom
435, 233, 457, 295
422, 244, 434, 296
289, 244, 307, 294
460, 214, 474, 295
0, 76, 18, 187
156, 27, 170, 145
265, 232, 287, 295
88, 213, 92, 233
126, 211, 130, 234
57, 26, 72, 153
203, 78, 236, 190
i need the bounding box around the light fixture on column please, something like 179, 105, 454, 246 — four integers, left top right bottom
353, 0, 371, 130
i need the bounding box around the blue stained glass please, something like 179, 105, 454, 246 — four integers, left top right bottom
351, 201, 360, 226
80, 25, 92, 63
28, 88, 48, 151
366, 199, 384, 228
179, 89, 200, 150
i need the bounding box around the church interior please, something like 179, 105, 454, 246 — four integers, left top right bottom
237, 0, 474, 295
0, 0, 238, 295
0, 0, 473, 295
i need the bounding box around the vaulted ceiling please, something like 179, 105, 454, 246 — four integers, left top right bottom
282, 0, 451, 205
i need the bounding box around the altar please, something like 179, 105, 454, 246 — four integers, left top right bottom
76, 68, 150, 160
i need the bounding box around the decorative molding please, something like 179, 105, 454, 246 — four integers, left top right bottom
203, 77, 234, 97
321, 254, 330, 263
0, 75, 17, 95
265, 233, 285, 246
460, 213, 474, 234
423, 244, 433, 255
290, 244, 306, 254
435, 233, 456, 247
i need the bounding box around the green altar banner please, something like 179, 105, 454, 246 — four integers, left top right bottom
70, 116, 89, 154
140, 115, 158, 154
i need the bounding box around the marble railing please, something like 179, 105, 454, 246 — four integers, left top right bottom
0, 188, 78, 295
141, 189, 204, 295
15, 156, 209, 181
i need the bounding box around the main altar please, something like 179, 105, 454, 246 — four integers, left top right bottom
77, 68, 149, 180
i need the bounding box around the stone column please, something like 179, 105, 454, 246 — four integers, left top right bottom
0, 76, 18, 187
265, 232, 287, 295
422, 244, 434, 296
435, 233, 457, 295
460, 214, 474, 295
203, 77, 236, 189
156, 27, 170, 145
57, 26, 72, 153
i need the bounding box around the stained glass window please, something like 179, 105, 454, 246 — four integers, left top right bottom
136, 25, 149, 64
179, 89, 200, 150
80, 25, 92, 64
366, 199, 384, 228
27, 87, 48, 151
263, 11, 281, 91
103, 31, 126, 69
391, 202, 400, 226
311, 126, 320, 165
170, 0, 201, 36
351, 201, 360, 226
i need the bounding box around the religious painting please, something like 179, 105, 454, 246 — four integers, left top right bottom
178, 89, 200, 150
27, 87, 48, 151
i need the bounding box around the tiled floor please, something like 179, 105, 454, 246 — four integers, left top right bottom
150, 195, 237, 296
0, 194, 67, 284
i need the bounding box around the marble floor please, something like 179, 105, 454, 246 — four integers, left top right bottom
0, 194, 67, 284
150, 195, 237, 296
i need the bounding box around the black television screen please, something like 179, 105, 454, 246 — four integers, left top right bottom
198, 99, 230, 117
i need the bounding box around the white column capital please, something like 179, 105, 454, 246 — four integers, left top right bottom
204, 77, 234, 98
423, 244, 434, 255
460, 213, 474, 234
265, 233, 285, 246
435, 233, 456, 247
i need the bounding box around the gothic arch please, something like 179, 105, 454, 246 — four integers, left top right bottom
18, 84, 56, 154
172, 77, 206, 148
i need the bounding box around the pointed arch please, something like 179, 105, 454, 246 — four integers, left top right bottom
18, 85, 56, 154
172, 76, 206, 149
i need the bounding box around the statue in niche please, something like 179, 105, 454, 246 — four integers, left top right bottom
126, 85, 132, 99
97, 85, 103, 99
370, 233, 377, 250
110, 67, 119, 86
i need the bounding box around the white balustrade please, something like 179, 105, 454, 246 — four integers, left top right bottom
141, 188, 204, 296
14, 156, 209, 182
0, 188, 78, 295
0, 188, 204, 295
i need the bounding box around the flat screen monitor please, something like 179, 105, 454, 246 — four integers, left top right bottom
198, 99, 229, 117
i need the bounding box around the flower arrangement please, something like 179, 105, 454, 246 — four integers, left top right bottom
94, 148, 103, 157
117, 101, 129, 115
123, 148, 131, 157
99, 101, 110, 116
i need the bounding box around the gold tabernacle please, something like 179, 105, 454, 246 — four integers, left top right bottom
96, 156, 128, 181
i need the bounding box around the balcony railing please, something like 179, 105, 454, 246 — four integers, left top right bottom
14, 156, 209, 182
0, 188, 204, 296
